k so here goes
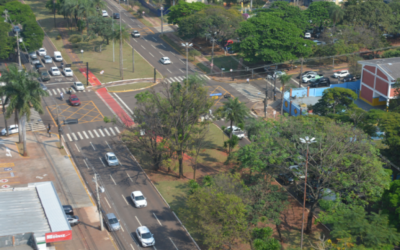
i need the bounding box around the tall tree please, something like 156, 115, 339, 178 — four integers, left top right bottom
312, 87, 358, 115
374, 180, 400, 231
167, 1, 207, 25
305, 1, 336, 28
0, 22, 14, 59
113, 23, 130, 79
252, 227, 281, 250
87, 16, 114, 44
328, 4, 345, 27
278, 74, 292, 115
0, 65, 49, 155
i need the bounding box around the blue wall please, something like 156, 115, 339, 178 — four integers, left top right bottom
282, 98, 303, 116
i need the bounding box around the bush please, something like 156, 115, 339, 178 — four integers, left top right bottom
56, 35, 62, 40
189, 49, 201, 61
382, 48, 400, 58
138, 6, 149, 17
69, 34, 82, 44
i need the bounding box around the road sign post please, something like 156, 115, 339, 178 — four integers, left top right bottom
154, 68, 156, 83
86, 62, 89, 86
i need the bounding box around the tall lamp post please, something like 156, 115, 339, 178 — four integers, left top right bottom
182, 43, 192, 84
299, 136, 316, 250
160, 6, 164, 36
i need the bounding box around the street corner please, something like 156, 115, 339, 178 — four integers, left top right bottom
208, 85, 235, 108
0, 136, 19, 159
47, 101, 104, 125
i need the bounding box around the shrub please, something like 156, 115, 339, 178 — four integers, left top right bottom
189, 49, 200, 61
56, 35, 62, 40
69, 34, 82, 44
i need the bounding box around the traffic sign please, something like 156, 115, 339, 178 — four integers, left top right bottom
210, 93, 222, 97
72, 61, 83, 64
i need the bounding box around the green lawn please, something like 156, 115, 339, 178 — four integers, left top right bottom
107, 82, 154, 92
205, 55, 240, 71
25, 0, 155, 83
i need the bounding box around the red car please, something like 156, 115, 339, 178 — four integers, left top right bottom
69, 94, 81, 106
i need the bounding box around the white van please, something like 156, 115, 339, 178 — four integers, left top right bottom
54, 51, 63, 62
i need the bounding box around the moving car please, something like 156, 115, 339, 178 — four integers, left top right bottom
302, 74, 323, 83
29, 51, 37, 59
160, 57, 171, 65
54, 51, 63, 62
44, 55, 52, 64
297, 71, 317, 79
304, 32, 311, 39
105, 152, 119, 166
63, 67, 73, 76
35, 63, 44, 70
136, 226, 155, 247
39, 69, 50, 81
37, 48, 46, 56
63, 205, 74, 215
50, 67, 61, 76
67, 215, 79, 226
105, 213, 120, 231
113, 13, 120, 19
1, 124, 18, 136
102, 10, 108, 17
74, 81, 85, 91
131, 30, 140, 37
333, 70, 350, 78
309, 77, 330, 88
69, 94, 80, 106
224, 126, 245, 139
130, 191, 147, 208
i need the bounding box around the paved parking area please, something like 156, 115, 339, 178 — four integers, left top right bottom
47, 101, 104, 125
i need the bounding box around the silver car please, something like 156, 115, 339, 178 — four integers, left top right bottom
29, 52, 37, 59
44, 55, 52, 64
105, 152, 119, 166
105, 213, 120, 231
31, 59, 40, 65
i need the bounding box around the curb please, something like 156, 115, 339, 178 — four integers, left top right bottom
107, 81, 160, 93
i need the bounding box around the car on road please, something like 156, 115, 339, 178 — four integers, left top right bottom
224, 126, 245, 139
297, 71, 317, 79
63, 205, 74, 215
278, 173, 295, 185
50, 67, 61, 76
69, 94, 81, 106
37, 48, 46, 56
44, 55, 53, 64
136, 226, 155, 247
312, 40, 326, 46
105, 213, 120, 231
74, 81, 85, 91
39, 82, 48, 91
63, 67, 73, 77
304, 32, 311, 39
29, 51, 37, 59
333, 70, 350, 78
160, 57, 171, 65
67, 215, 79, 226
39, 69, 50, 81
13, 26, 21, 34
309, 77, 330, 88
54, 51, 63, 62
130, 191, 147, 208
131, 30, 140, 37
102, 10, 108, 17
1, 125, 18, 136
342, 74, 356, 82
113, 13, 120, 19
105, 152, 119, 166
31, 58, 40, 65
35, 63, 44, 70
302, 74, 323, 83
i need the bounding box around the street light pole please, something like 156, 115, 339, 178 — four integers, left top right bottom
94, 174, 104, 231
299, 136, 316, 250
16, 31, 21, 67
160, 7, 164, 36
112, 17, 114, 62
181, 43, 192, 84
211, 38, 216, 74
119, 0, 123, 79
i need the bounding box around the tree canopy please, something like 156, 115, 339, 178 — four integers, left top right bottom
167, 2, 207, 25
312, 87, 358, 115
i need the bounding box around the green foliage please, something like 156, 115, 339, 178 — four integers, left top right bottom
382, 48, 400, 58
348, 55, 363, 76
167, 1, 207, 25
188, 49, 200, 61
0, 22, 13, 59
318, 203, 400, 248
374, 180, 400, 230
216, 97, 249, 139
223, 134, 239, 155
252, 227, 281, 250
312, 87, 358, 115
305, 1, 336, 28
86, 16, 114, 44
69, 34, 83, 44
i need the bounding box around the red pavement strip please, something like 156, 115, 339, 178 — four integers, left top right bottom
79, 68, 134, 127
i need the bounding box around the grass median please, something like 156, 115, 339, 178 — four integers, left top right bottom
26, 0, 155, 83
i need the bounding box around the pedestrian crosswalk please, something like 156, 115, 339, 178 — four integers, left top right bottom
164, 74, 210, 84
47, 88, 91, 96
62, 127, 121, 142
229, 83, 265, 102
26, 109, 46, 132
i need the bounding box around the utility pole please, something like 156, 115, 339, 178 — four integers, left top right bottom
182, 43, 192, 84
57, 120, 62, 148
112, 17, 114, 62
273, 64, 277, 101
299, 57, 303, 88
153, 68, 156, 83
2, 97, 8, 136
132, 48, 135, 72
264, 88, 268, 118
16, 31, 21, 67
210, 38, 216, 74
86, 62, 89, 86
119, 0, 123, 79
53, 0, 56, 28
94, 174, 104, 231
160, 7, 164, 36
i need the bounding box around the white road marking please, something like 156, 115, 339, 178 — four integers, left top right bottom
169, 238, 178, 250
98, 129, 105, 137
47, 90, 52, 96
167, 68, 172, 73
66, 134, 72, 141
90, 142, 96, 150
263, 79, 282, 93
113, 93, 133, 114
110, 174, 117, 185
153, 213, 162, 226
135, 216, 142, 226
149, 52, 154, 57
177, 76, 184, 81
75, 144, 80, 152
106, 141, 111, 149
93, 129, 100, 137
126, 172, 133, 182
151, 45, 156, 49
121, 225, 125, 232
109, 127, 116, 136
104, 128, 111, 136
152, 37, 157, 41
77, 132, 84, 140
71, 132, 78, 141
166, 78, 172, 84
203, 74, 211, 80
122, 194, 129, 205
160, 52, 165, 56
141, 45, 145, 49
130, 244, 135, 250
179, 69, 184, 73
57, 88, 61, 93
83, 159, 89, 169
99, 157, 106, 167
52, 89, 57, 95
83, 131, 89, 139
133, 38, 138, 43
88, 130, 94, 138
114, 127, 120, 133
104, 197, 111, 208
161, 44, 165, 48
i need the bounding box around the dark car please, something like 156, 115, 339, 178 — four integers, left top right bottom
309, 77, 330, 88
69, 94, 80, 106
39, 69, 50, 81
342, 74, 356, 82
63, 205, 74, 215
35, 63, 44, 70
277, 173, 295, 185
113, 13, 120, 19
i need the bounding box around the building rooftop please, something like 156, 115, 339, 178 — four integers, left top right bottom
292, 96, 321, 107
358, 57, 400, 80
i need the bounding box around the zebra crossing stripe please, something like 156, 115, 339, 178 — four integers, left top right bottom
52, 89, 57, 95
71, 133, 78, 141
177, 76, 184, 81
109, 127, 116, 136
203, 75, 211, 80
57, 88, 61, 93
103, 128, 110, 136
47, 90, 52, 96
88, 130, 94, 138
66, 134, 73, 141
61, 135, 65, 142
77, 132, 84, 140
166, 79, 172, 84
98, 129, 105, 137
93, 130, 100, 137
82, 131, 89, 139
114, 127, 120, 133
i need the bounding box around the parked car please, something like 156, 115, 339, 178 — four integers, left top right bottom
74, 81, 85, 91
44, 55, 53, 64
136, 226, 155, 247
39, 69, 50, 81
105, 152, 119, 166
54, 51, 63, 62
131, 30, 140, 37
50, 67, 61, 76
63, 67, 73, 76
131, 191, 147, 208
302, 74, 323, 83
31, 58, 40, 65
102, 10, 108, 17
309, 77, 330, 88
304, 32, 311, 39
29, 51, 37, 59
333, 70, 350, 78
312, 40, 326, 46
67, 215, 79, 226
297, 71, 317, 79
37, 48, 46, 56
69, 94, 81, 106
105, 213, 120, 231
1, 124, 18, 136
35, 63, 44, 70
160, 57, 171, 65
39, 82, 48, 91
278, 173, 295, 185
342, 74, 356, 82
224, 126, 245, 139
63, 205, 74, 215
113, 13, 120, 19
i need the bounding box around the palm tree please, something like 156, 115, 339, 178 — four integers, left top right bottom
278, 74, 292, 115
113, 23, 130, 79
218, 97, 249, 138
0, 65, 48, 156
329, 5, 344, 27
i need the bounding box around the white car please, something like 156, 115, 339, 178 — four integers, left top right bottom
37, 48, 46, 56
74, 81, 84, 91
1, 124, 18, 136
50, 67, 61, 76
302, 74, 322, 83
44, 55, 52, 64
102, 10, 108, 17
160, 57, 171, 65
333, 70, 350, 78
136, 226, 155, 247
31, 58, 40, 65
105, 152, 119, 166
131, 30, 140, 37
130, 191, 147, 208
224, 126, 245, 139
63, 67, 73, 76
304, 32, 311, 39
